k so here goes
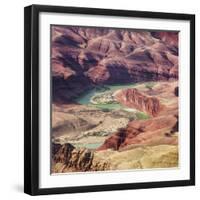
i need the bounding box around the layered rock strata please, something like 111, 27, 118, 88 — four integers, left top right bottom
52, 143, 178, 172
51, 26, 178, 103
52, 143, 109, 172
115, 88, 161, 116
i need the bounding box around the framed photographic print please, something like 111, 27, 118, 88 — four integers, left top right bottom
24, 4, 195, 195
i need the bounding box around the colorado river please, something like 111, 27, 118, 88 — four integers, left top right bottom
71, 82, 149, 149
75, 83, 138, 110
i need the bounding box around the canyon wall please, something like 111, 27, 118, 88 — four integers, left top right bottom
98, 115, 178, 151
51, 26, 178, 103
115, 88, 161, 116
52, 143, 110, 172
52, 142, 178, 172
98, 82, 178, 151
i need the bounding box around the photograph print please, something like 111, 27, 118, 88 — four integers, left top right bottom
51, 25, 179, 173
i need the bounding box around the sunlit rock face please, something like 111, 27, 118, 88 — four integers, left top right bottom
97, 81, 179, 153
115, 88, 161, 117
51, 26, 179, 173
51, 26, 178, 103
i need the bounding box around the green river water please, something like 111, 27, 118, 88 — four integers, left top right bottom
75, 83, 137, 110
73, 83, 149, 149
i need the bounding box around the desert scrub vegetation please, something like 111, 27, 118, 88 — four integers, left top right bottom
145, 82, 156, 90
135, 112, 150, 120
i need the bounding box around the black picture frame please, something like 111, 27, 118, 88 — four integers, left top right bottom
24, 4, 195, 196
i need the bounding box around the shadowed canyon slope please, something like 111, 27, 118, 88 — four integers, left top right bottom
52, 82, 179, 172
98, 82, 178, 151
51, 26, 179, 173
51, 26, 178, 103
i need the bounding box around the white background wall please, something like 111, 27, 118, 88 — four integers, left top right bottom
0, 0, 199, 199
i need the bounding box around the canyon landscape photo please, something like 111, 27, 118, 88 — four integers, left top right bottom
51, 25, 179, 173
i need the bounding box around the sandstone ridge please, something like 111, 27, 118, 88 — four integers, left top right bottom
52, 143, 109, 172
98, 82, 178, 151
115, 88, 161, 117
52, 143, 178, 172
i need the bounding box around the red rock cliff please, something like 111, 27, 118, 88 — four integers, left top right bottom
98, 115, 178, 151
51, 26, 179, 103
115, 88, 161, 117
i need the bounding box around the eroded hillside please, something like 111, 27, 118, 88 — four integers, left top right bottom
51, 26, 179, 173
51, 26, 178, 103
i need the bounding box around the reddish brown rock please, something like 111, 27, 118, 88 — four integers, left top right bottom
151, 32, 178, 48
98, 115, 178, 151
98, 82, 179, 151
51, 26, 179, 103
115, 88, 161, 117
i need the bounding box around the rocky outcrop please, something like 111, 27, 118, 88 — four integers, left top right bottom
115, 88, 161, 116
52, 143, 178, 172
98, 115, 178, 151
98, 82, 179, 151
52, 143, 109, 172
51, 26, 178, 103
51, 25, 180, 171
151, 32, 178, 48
